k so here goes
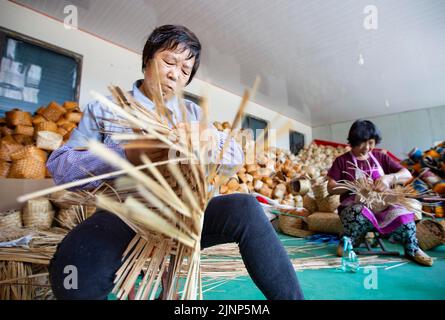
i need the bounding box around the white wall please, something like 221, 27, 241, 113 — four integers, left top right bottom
313, 105, 445, 159
0, 0, 312, 150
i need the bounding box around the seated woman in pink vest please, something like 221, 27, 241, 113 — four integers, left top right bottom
327, 119, 433, 266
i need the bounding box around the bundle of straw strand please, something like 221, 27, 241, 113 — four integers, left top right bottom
335, 161, 427, 214
17, 76, 258, 300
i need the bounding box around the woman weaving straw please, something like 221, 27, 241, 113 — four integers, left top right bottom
327, 120, 433, 266
45, 25, 304, 299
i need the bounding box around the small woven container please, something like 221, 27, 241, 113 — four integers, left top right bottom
0, 160, 11, 178
303, 194, 318, 213
289, 178, 311, 196
312, 181, 329, 200
22, 198, 54, 230
5, 109, 32, 127
32, 115, 47, 125
12, 134, 33, 146
307, 212, 344, 235
0, 136, 22, 161
10, 145, 48, 163
65, 111, 82, 123
416, 219, 445, 250
278, 208, 312, 237
61, 122, 77, 133
8, 158, 46, 179
35, 121, 58, 134
41, 101, 66, 122
63, 101, 79, 111
1, 126, 14, 136
14, 125, 34, 137
0, 210, 22, 228
56, 118, 70, 127
317, 195, 340, 212
57, 127, 68, 138
36, 131, 63, 151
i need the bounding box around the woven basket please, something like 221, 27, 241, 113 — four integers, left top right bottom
0, 160, 11, 178
289, 178, 311, 196
63, 101, 79, 111
278, 209, 312, 237
5, 109, 32, 127
12, 134, 34, 146
35, 121, 58, 134
41, 102, 66, 122
65, 111, 82, 123
303, 194, 318, 213
36, 131, 63, 151
22, 198, 55, 230
307, 212, 344, 235
61, 122, 77, 133
32, 115, 47, 125
56, 127, 68, 138
14, 125, 34, 137
1, 126, 14, 136
8, 158, 46, 179
416, 219, 445, 250
10, 145, 48, 163
312, 181, 329, 200
0, 136, 22, 161
317, 195, 340, 212
0, 210, 22, 228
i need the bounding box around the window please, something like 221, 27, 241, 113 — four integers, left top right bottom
289, 130, 305, 155
242, 114, 268, 141
0, 27, 82, 117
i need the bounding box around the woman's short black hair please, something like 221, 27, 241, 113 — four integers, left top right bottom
142, 25, 201, 85
347, 119, 382, 147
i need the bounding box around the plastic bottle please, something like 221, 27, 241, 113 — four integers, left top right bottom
340, 236, 360, 272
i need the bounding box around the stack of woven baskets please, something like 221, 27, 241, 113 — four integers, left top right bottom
0, 101, 82, 179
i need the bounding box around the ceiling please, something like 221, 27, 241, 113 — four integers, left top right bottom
11, 0, 445, 127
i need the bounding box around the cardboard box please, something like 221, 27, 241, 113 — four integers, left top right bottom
0, 178, 55, 211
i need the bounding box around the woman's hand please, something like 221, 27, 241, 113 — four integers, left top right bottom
373, 175, 393, 192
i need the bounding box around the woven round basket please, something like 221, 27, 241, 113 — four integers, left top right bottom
22, 198, 54, 230
312, 181, 329, 200
307, 212, 344, 235
303, 194, 318, 213
416, 219, 445, 250
289, 178, 311, 196
0, 210, 22, 229
278, 209, 312, 237
317, 195, 340, 212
